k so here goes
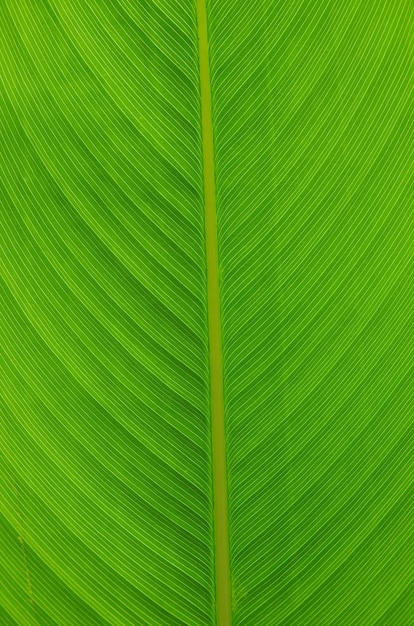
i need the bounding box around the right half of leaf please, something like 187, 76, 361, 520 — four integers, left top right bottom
208, 0, 413, 623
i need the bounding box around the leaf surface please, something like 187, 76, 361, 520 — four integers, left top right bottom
0, 1, 412, 624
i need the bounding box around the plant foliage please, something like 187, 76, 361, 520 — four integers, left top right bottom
0, 1, 412, 624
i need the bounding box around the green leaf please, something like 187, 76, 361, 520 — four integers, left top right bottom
0, 1, 412, 625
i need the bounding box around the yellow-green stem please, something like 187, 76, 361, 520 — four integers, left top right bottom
196, 1, 231, 624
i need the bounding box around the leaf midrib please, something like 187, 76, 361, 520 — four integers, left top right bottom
196, 1, 231, 624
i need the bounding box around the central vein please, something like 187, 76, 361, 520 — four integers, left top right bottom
196, 1, 231, 624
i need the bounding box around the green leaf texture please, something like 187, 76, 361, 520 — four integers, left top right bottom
0, 1, 412, 625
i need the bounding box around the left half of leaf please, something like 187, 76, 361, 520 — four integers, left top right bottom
0, 2, 213, 625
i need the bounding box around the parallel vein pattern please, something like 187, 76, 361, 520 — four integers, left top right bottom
0, 1, 214, 624
1, 1, 413, 625
208, 0, 413, 623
